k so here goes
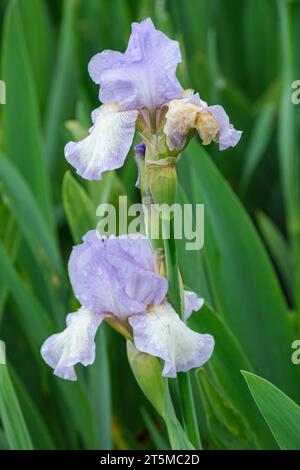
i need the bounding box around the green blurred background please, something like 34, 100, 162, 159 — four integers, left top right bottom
0, 0, 299, 450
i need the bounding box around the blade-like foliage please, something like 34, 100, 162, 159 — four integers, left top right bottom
183, 140, 299, 400
243, 371, 300, 450
0, 0, 298, 452
0, 365, 33, 450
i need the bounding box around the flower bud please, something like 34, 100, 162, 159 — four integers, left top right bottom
127, 340, 164, 415
147, 157, 178, 207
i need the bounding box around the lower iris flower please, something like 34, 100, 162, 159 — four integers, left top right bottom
41, 231, 214, 380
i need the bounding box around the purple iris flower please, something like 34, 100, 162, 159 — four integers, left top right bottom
65, 18, 181, 180
41, 231, 214, 380
64, 18, 241, 181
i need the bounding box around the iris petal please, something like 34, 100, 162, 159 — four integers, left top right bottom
88, 18, 183, 111
65, 104, 137, 180
208, 105, 242, 150
164, 93, 241, 152
40, 308, 103, 381
184, 290, 204, 321
68, 231, 168, 320
129, 302, 214, 378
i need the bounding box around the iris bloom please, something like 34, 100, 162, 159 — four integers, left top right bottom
65, 18, 241, 181
41, 232, 214, 380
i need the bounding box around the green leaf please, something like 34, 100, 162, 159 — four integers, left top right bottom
127, 341, 193, 450
189, 303, 275, 448
0, 226, 99, 452
185, 140, 299, 399
0, 240, 98, 449
88, 170, 127, 209
243, 0, 276, 96
176, 185, 213, 304
196, 368, 256, 450
44, 0, 77, 177
0, 154, 65, 325
0, 428, 9, 450
18, 0, 54, 114
141, 408, 169, 450
81, 0, 130, 53
257, 210, 294, 300
277, 0, 300, 312
0, 364, 33, 450
277, 0, 300, 236
88, 324, 112, 450
10, 366, 55, 450
62, 171, 96, 244
0, 238, 54, 349
240, 101, 275, 193
1, 0, 53, 228
162, 380, 194, 451
63, 171, 112, 449
168, 0, 211, 91
0, 206, 19, 327
242, 371, 300, 450
54, 378, 99, 450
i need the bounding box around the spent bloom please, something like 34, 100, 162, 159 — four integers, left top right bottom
65, 18, 241, 181
41, 232, 214, 380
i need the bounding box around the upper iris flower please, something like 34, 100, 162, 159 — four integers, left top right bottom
65, 18, 241, 181
41, 231, 214, 380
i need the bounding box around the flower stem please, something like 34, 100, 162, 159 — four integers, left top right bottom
139, 149, 201, 448
162, 218, 182, 315
177, 372, 202, 450
162, 217, 202, 450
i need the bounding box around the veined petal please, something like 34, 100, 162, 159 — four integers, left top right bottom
129, 302, 214, 378
208, 105, 242, 150
68, 231, 131, 318
103, 234, 155, 273
104, 235, 168, 314
184, 290, 204, 321
40, 308, 103, 381
68, 231, 168, 320
65, 104, 138, 180
88, 18, 183, 111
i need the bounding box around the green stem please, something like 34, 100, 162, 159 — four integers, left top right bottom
162, 218, 182, 315
163, 217, 202, 450
139, 148, 201, 448
177, 372, 202, 450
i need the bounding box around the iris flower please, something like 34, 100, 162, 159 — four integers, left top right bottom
41, 232, 214, 380
65, 18, 241, 181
